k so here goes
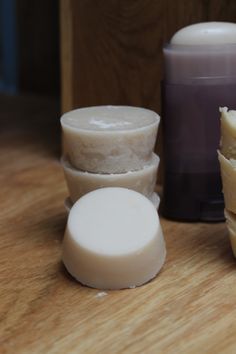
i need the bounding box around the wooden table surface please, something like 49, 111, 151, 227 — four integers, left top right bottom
1, 95, 236, 354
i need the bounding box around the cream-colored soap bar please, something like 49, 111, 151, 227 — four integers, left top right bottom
61, 153, 159, 203
61, 106, 160, 173
218, 151, 236, 213
64, 192, 160, 213
62, 188, 166, 290
220, 107, 236, 159
224, 209, 236, 257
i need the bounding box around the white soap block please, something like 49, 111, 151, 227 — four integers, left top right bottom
220, 107, 236, 159
61, 153, 159, 204
61, 106, 160, 173
62, 188, 166, 290
64, 192, 160, 213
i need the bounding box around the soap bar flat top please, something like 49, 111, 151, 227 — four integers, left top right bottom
61, 106, 159, 132
171, 22, 236, 45
68, 187, 158, 256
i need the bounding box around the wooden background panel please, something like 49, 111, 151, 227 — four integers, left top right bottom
60, 0, 236, 113
164, 0, 236, 40
61, 0, 164, 113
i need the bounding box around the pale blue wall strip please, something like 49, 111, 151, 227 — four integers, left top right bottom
0, 0, 18, 93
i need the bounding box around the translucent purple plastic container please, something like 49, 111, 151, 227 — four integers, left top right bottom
162, 43, 236, 221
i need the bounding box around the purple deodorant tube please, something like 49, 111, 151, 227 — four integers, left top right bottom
162, 22, 236, 221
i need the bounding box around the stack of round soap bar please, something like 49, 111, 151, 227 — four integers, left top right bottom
62, 188, 166, 290
218, 107, 236, 256
61, 105, 160, 207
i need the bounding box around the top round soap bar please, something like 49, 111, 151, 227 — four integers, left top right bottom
61, 106, 160, 174
171, 22, 236, 45
61, 105, 159, 132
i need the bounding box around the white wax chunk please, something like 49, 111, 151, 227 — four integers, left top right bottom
61, 153, 159, 203
62, 188, 166, 290
61, 106, 160, 173
171, 22, 236, 45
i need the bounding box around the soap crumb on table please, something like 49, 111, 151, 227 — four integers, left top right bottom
95, 292, 108, 298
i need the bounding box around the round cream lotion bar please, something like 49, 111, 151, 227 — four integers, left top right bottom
61, 153, 159, 203
62, 187, 166, 290
61, 106, 160, 174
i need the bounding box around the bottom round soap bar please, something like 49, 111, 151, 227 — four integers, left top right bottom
62, 187, 166, 290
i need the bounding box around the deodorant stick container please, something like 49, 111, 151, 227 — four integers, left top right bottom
162, 22, 236, 221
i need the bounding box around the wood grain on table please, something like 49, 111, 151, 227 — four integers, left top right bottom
1, 95, 236, 354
